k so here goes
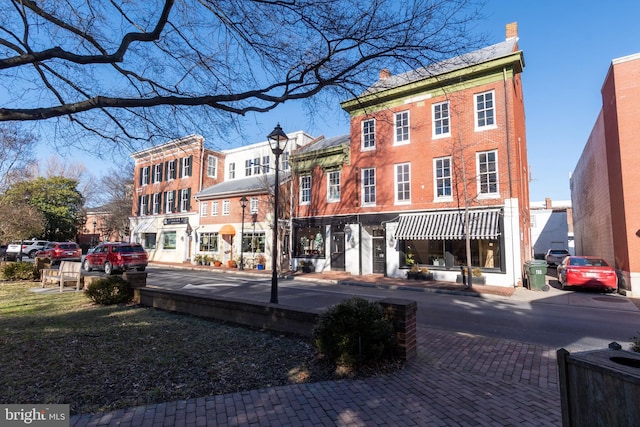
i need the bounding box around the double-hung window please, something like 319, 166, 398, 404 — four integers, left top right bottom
152, 193, 161, 214
300, 175, 311, 205
477, 150, 499, 196
166, 160, 176, 180
178, 189, 191, 212
327, 171, 340, 202
434, 157, 452, 199
152, 164, 163, 183
253, 158, 261, 175
139, 195, 149, 215
262, 155, 270, 173
395, 163, 411, 204
475, 91, 496, 130
245, 159, 252, 176
180, 156, 192, 178
200, 201, 208, 217
394, 111, 410, 145
207, 155, 217, 178
250, 197, 258, 214
212, 201, 219, 216
362, 119, 375, 150
222, 200, 230, 215
281, 152, 290, 171
141, 166, 150, 186
433, 101, 450, 137
164, 190, 175, 213
362, 168, 376, 206
228, 162, 236, 179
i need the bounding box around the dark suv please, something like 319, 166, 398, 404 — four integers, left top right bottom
36, 242, 82, 264
83, 242, 148, 275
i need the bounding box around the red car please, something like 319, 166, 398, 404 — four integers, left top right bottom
557, 256, 617, 292
83, 242, 148, 275
36, 242, 82, 264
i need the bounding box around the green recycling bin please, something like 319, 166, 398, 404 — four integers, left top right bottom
525, 260, 548, 291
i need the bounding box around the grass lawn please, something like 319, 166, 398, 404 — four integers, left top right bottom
0, 281, 338, 415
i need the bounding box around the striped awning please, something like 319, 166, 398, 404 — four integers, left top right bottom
395, 209, 501, 240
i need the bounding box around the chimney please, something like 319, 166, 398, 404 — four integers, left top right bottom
379, 68, 391, 80
506, 22, 518, 40
545, 197, 552, 209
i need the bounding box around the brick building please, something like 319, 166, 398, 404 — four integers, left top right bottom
571, 52, 640, 296
130, 135, 224, 263
289, 23, 530, 287
129, 131, 315, 267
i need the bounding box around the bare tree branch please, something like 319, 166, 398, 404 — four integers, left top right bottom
0, 0, 486, 146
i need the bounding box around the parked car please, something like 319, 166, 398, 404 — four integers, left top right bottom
83, 242, 148, 275
36, 242, 82, 264
5, 239, 49, 261
557, 256, 618, 292
545, 248, 570, 266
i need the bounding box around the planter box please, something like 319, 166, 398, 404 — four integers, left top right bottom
407, 272, 433, 281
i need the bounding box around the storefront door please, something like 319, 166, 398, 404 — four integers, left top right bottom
331, 232, 345, 271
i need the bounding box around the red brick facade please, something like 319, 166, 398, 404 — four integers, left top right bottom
290, 23, 531, 286
572, 52, 640, 294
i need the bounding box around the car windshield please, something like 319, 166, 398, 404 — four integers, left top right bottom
570, 258, 609, 267
550, 250, 569, 255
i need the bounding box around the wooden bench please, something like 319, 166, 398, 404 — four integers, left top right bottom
41, 261, 82, 292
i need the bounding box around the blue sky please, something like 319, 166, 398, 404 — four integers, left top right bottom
37, 0, 639, 203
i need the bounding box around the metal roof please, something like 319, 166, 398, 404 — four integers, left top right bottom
194, 172, 291, 199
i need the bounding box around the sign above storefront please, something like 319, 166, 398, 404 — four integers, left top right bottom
163, 217, 189, 225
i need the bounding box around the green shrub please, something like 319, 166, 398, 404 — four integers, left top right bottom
2, 262, 38, 281
313, 297, 395, 368
85, 276, 134, 305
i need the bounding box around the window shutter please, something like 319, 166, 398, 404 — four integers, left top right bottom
188, 155, 193, 176
177, 189, 182, 211
186, 188, 191, 211
144, 195, 150, 215
137, 195, 142, 216
158, 164, 163, 182
139, 168, 144, 186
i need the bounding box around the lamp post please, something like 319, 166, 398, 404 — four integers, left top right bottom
92, 220, 97, 246
239, 195, 248, 271
267, 123, 289, 304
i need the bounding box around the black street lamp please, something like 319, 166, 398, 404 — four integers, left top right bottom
92, 219, 97, 246
239, 195, 248, 271
267, 123, 289, 304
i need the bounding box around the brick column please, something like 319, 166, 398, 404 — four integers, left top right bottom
123, 271, 148, 303
380, 298, 417, 362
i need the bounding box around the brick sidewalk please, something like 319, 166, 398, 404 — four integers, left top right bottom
71, 326, 561, 426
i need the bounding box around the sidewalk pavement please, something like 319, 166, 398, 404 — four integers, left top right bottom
70, 264, 637, 426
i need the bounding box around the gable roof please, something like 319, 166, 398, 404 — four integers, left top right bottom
194, 172, 291, 200
362, 38, 521, 97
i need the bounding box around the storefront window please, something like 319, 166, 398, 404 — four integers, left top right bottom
294, 227, 325, 257
400, 239, 501, 270
163, 231, 176, 249
242, 232, 265, 253
199, 232, 219, 252
143, 233, 157, 249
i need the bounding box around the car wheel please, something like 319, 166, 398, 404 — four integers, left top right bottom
136, 266, 146, 272
29, 250, 38, 258
104, 262, 113, 276
83, 259, 92, 272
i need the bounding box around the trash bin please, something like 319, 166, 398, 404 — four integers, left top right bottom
525, 260, 548, 291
